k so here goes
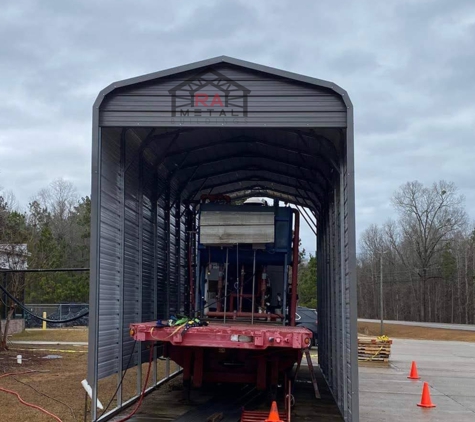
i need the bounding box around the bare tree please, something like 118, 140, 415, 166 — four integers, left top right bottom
387, 181, 467, 321
34, 178, 78, 240
37, 178, 78, 220
0, 189, 19, 212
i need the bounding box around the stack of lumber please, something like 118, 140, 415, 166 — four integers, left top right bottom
358, 336, 392, 363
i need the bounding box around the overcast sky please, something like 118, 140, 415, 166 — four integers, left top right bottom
1, 0, 474, 255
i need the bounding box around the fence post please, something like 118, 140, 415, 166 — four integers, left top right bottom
42, 312, 47, 330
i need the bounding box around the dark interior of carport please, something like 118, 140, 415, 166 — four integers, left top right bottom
88, 57, 358, 421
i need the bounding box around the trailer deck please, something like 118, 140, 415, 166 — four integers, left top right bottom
130, 322, 313, 349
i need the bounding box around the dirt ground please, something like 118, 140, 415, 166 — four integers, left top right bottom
358, 321, 475, 342
0, 346, 169, 422
0, 327, 172, 422
0, 346, 89, 422
10, 328, 88, 343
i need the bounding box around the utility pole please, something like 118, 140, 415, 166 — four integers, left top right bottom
380, 254, 384, 336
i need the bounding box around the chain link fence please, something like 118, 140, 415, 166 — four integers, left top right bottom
24, 303, 89, 328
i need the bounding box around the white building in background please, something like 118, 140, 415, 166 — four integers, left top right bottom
0, 244, 29, 270
0, 244, 29, 334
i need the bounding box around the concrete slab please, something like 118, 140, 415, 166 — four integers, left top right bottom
359, 338, 475, 421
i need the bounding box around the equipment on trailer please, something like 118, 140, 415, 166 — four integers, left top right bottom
129, 199, 315, 418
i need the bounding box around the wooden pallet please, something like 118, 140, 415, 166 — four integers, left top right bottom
358, 352, 391, 358
358, 346, 391, 353
358, 338, 392, 345
357, 336, 392, 364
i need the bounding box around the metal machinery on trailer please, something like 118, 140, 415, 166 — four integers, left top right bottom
130, 196, 314, 411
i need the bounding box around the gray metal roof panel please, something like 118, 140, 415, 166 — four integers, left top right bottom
94, 56, 352, 111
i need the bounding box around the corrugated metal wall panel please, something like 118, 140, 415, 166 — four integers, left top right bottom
179, 203, 187, 314
141, 175, 155, 323
99, 64, 346, 128
315, 148, 356, 420
165, 177, 187, 317
96, 130, 160, 380
343, 149, 357, 419
122, 143, 141, 372
318, 168, 352, 418
156, 179, 168, 319
97, 130, 122, 380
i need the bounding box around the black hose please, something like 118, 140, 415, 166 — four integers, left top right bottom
0, 284, 89, 323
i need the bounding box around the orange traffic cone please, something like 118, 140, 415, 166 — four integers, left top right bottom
407, 361, 421, 380
417, 382, 436, 408
265, 401, 283, 422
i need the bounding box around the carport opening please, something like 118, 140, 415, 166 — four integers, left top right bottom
126, 126, 335, 325
102, 125, 340, 324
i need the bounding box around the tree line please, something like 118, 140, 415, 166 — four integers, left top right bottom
0, 179, 90, 306
358, 180, 474, 324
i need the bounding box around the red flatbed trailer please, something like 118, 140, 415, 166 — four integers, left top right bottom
128, 201, 311, 411
130, 322, 313, 394
130, 322, 312, 349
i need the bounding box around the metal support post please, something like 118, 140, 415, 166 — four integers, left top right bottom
282, 253, 288, 326
236, 244, 239, 315
224, 248, 229, 323
251, 249, 256, 324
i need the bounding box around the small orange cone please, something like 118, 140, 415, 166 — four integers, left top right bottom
417, 382, 436, 408
407, 361, 421, 380
265, 401, 283, 422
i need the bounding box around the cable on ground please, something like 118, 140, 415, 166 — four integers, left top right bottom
13, 376, 77, 421
0, 371, 64, 422
0, 386, 64, 421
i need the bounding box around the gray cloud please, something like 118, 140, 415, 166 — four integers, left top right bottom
1, 0, 474, 255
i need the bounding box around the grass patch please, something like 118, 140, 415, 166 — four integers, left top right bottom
10, 328, 88, 343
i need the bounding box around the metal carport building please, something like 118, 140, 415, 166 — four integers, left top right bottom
87, 56, 358, 421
